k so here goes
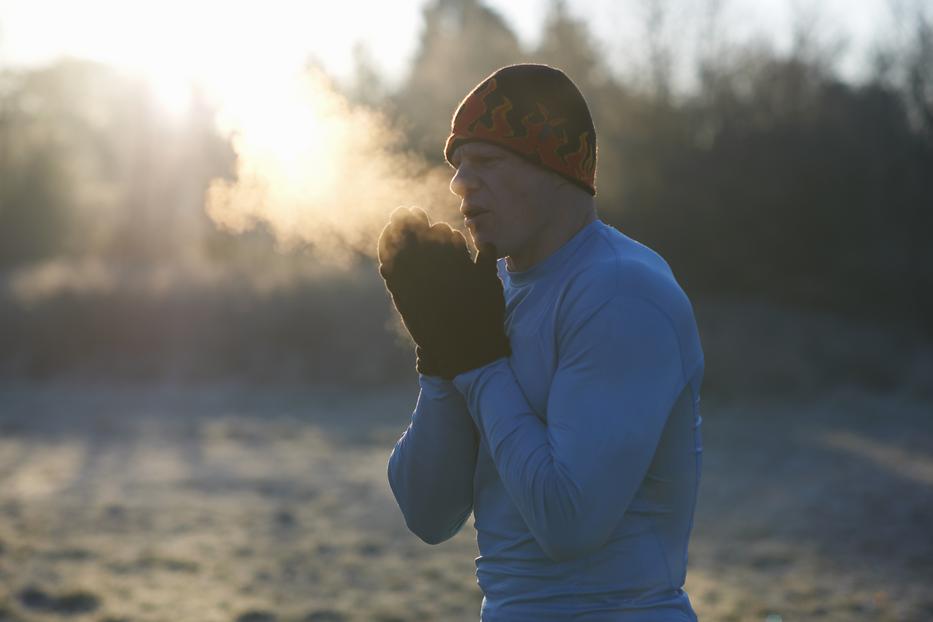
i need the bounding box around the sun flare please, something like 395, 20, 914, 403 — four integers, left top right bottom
4, 0, 459, 260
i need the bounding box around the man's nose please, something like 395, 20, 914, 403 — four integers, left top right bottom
449, 165, 478, 199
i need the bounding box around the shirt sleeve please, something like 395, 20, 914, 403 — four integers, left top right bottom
452, 294, 695, 562
387, 374, 478, 544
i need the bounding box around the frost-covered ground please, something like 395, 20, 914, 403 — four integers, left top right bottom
0, 381, 930, 622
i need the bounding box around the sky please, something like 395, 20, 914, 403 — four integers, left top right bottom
0, 0, 898, 93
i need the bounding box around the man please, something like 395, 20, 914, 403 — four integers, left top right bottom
379, 64, 704, 621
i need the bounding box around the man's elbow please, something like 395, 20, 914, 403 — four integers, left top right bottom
403, 510, 469, 545
406, 520, 454, 545
386, 461, 471, 545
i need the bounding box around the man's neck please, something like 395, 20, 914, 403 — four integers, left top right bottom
506, 206, 597, 272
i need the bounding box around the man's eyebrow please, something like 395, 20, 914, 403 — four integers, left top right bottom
465, 149, 502, 161
452, 146, 504, 166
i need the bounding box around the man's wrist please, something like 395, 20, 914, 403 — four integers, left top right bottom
451, 356, 509, 394
418, 372, 460, 398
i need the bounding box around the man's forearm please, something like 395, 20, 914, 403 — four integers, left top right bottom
453, 359, 594, 560
387, 375, 478, 544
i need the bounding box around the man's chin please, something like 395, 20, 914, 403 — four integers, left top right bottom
467, 231, 497, 254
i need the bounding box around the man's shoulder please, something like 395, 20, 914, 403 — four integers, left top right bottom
558, 223, 704, 372
563, 223, 688, 311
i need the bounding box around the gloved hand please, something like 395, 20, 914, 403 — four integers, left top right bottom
377, 207, 510, 379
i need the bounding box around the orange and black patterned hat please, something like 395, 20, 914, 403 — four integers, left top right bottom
445, 64, 597, 195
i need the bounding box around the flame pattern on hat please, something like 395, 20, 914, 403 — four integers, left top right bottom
445, 77, 596, 195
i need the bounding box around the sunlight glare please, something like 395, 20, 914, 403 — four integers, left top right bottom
5, 0, 457, 259
210, 67, 345, 235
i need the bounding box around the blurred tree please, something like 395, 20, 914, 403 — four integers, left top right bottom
0, 144, 70, 268
618, 45, 933, 333
0, 61, 107, 267
3, 4, 933, 384
393, 0, 524, 159
346, 42, 390, 110
534, 0, 602, 87
641, 0, 674, 102
0, 60, 235, 270
905, 8, 933, 137
898, 6, 933, 336
696, 0, 727, 69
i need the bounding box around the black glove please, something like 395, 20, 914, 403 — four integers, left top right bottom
377, 207, 510, 379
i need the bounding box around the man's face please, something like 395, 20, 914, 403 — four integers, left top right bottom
449, 142, 557, 259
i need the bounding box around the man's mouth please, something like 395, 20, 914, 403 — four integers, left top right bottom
462, 206, 489, 221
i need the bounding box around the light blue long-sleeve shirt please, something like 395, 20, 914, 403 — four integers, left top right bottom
387, 219, 704, 621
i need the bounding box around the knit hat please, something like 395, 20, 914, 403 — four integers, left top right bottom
444, 64, 597, 195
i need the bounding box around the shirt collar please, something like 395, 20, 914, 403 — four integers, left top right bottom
504, 219, 602, 286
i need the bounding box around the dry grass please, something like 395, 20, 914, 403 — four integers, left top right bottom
0, 379, 930, 621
